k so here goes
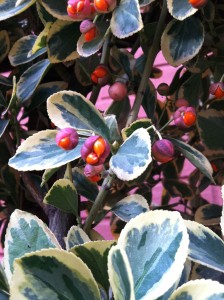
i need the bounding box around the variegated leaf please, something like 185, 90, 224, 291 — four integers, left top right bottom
10, 249, 101, 300
41, 167, 59, 187
9, 130, 85, 171
111, 0, 143, 38
108, 245, 135, 300
31, 22, 52, 55
70, 240, 116, 292
161, 17, 204, 67
117, 210, 189, 299
0, 30, 10, 63
44, 178, 78, 216
65, 225, 91, 250
110, 128, 152, 181
167, 0, 197, 21
0, 0, 36, 21
185, 220, 224, 273
8, 35, 46, 67
169, 279, 224, 300
36, 1, 56, 24
17, 59, 51, 104
40, 0, 71, 21
4, 209, 61, 281
47, 91, 110, 141
77, 22, 109, 57
112, 194, 149, 222
47, 20, 80, 63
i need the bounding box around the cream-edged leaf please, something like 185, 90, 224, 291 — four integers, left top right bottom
167, 0, 197, 21
0, 30, 10, 63
65, 225, 91, 250
0, 0, 36, 21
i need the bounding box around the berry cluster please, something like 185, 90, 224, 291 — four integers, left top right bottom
56, 128, 110, 182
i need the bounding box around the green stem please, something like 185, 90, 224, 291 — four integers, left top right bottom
83, 169, 115, 234
159, 117, 174, 132
126, 0, 167, 126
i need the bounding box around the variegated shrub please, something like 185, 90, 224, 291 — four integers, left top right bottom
0, 0, 224, 299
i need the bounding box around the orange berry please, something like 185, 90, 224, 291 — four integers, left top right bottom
183, 111, 196, 127
76, 0, 85, 12
93, 137, 106, 157
94, 0, 108, 11
88, 174, 101, 182
58, 137, 71, 150
188, 0, 208, 8
91, 73, 98, 84
215, 86, 224, 99
94, 66, 108, 78
84, 27, 97, 42
211, 162, 218, 173
86, 152, 99, 165
67, 4, 76, 14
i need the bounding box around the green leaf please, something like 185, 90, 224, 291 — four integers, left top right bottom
41, 167, 59, 187
139, 0, 155, 7
17, 59, 51, 104
0, 290, 9, 300
116, 210, 189, 299
163, 179, 194, 201
104, 115, 122, 143
0, 119, 9, 138
0, 75, 12, 87
112, 194, 149, 222
108, 245, 135, 300
195, 204, 222, 226
70, 240, 116, 292
65, 225, 91, 250
161, 17, 204, 67
169, 279, 224, 300
28, 81, 68, 111
10, 249, 101, 300
197, 109, 224, 151
8, 35, 47, 67
47, 91, 110, 141
0, 0, 36, 21
110, 128, 152, 181
167, 0, 197, 21
36, 1, 56, 24
44, 178, 78, 216
121, 118, 152, 140
9, 130, 85, 171
167, 137, 214, 183
47, 20, 80, 63
75, 55, 100, 86
1, 165, 19, 203
31, 22, 52, 55
4, 209, 61, 281
77, 21, 109, 57
0, 264, 9, 294
0, 30, 10, 63
72, 167, 99, 203
41, 0, 71, 21
185, 220, 224, 273
111, 0, 143, 38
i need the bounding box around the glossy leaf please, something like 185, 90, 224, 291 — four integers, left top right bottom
77, 21, 109, 57
104, 115, 122, 143
72, 167, 99, 202
47, 91, 110, 140
117, 210, 189, 299
185, 220, 224, 273
70, 240, 116, 292
167, 0, 197, 21
17, 59, 51, 104
0, 75, 12, 87
65, 225, 91, 250
121, 118, 152, 140
0, 264, 9, 294
111, 0, 143, 38
10, 249, 101, 300
41, 167, 59, 187
41, 0, 71, 21
75, 55, 100, 86
112, 194, 149, 222
4, 209, 61, 281
8, 35, 47, 66
47, 20, 80, 63
161, 17, 204, 67
169, 279, 224, 300
167, 137, 214, 183
0, 119, 10, 138
0, 0, 36, 21
44, 178, 78, 216
110, 128, 152, 181
31, 22, 52, 55
9, 130, 85, 171
108, 245, 135, 300
195, 204, 221, 226
36, 1, 56, 24
0, 31, 10, 63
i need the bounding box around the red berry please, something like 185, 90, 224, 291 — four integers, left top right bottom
152, 139, 175, 163
93, 137, 106, 157
188, 0, 208, 9
86, 152, 99, 165
183, 111, 196, 127
87, 174, 101, 182
94, 0, 108, 11
211, 162, 218, 173
91, 65, 109, 86
209, 82, 224, 99
215, 86, 224, 99
84, 27, 97, 42
108, 82, 128, 101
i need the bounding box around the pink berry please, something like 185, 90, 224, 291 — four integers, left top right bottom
174, 106, 196, 129
56, 128, 79, 150
152, 139, 175, 163
175, 99, 189, 108
108, 82, 128, 101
